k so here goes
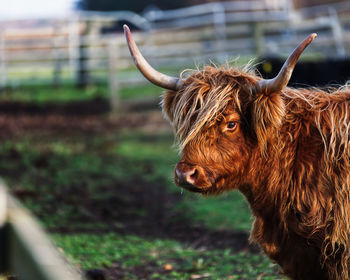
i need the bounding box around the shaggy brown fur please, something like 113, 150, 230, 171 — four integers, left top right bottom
162, 65, 350, 280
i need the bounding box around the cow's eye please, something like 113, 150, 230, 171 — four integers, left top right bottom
226, 121, 237, 131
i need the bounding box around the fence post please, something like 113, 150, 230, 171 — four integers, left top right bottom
6, 195, 84, 280
0, 32, 7, 90
77, 20, 90, 88
53, 21, 63, 87
328, 7, 345, 57
68, 15, 80, 83
212, 2, 226, 62
108, 39, 120, 114
252, 22, 264, 57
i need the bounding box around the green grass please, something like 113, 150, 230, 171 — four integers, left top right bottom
180, 192, 253, 232
0, 132, 176, 229
1, 84, 162, 104
54, 233, 280, 280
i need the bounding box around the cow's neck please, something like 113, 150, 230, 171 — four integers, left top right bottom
242, 108, 324, 228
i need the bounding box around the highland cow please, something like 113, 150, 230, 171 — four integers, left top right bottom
124, 25, 350, 280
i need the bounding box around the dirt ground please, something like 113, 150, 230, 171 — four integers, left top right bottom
0, 98, 170, 137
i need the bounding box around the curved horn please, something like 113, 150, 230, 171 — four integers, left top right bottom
256, 33, 317, 95
123, 25, 183, 91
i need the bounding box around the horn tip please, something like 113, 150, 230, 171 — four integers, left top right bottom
123, 25, 132, 43
303, 33, 317, 46
308, 33, 317, 42
123, 24, 130, 33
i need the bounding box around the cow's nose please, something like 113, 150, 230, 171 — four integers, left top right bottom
175, 166, 198, 186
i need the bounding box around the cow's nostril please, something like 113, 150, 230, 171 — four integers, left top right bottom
190, 169, 198, 179
175, 164, 203, 188
185, 168, 198, 185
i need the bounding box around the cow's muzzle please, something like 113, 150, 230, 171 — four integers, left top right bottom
174, 162, 212, 192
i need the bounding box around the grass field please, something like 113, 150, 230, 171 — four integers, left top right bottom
0, 85, 284, 279
1, 84, 162, 103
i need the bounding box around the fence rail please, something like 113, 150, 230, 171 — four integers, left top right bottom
1, 0, 350, 110
0, 184, 83, 280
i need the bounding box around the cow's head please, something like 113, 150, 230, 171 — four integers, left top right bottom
124, 25, 316, 194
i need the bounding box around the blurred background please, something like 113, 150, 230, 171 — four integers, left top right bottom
0, 0, 349, 279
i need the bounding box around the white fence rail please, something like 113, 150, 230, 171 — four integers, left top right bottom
0, 0, 350, 109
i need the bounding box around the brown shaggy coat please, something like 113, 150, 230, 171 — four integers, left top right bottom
162, 65, 350, 280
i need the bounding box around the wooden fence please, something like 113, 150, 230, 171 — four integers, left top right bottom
0, 0, 350, 110
0, 184, 84, 280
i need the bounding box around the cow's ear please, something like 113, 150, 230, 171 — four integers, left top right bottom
161, 90, 177, 122
252, 91, 285, 151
